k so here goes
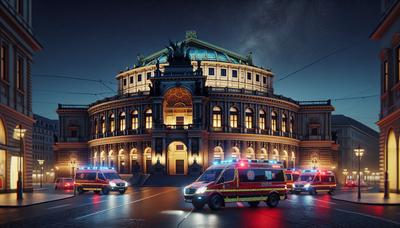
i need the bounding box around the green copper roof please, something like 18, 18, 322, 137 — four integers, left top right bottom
139, 32, 252, 66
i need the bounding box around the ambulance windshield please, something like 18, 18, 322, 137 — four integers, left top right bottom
300, 174, 314, 182
197, 169, 223, 182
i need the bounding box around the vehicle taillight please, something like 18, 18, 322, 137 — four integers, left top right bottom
239, 162, 245, 167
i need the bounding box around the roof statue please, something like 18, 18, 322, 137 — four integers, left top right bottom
166, 40, 191, 66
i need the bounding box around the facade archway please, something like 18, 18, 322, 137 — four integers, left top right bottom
118, 149, 128, 174
143, 147, 152, 174
281, 150, 288, 168
108, 150, 115, 168
130, 148, 139, 173
258, 148, 267, 160
93, 151, 98, 167
231, 147, 240, 159
213, 146, 224, 162
290, 151, 296, 168
272, 149, 279, 161
0, 118, 6, 191
245, 147, 255, 159
167, 141, 188, 175
163, 87, 193, 128
100, 151, 106, 167
387, 130, 397, 191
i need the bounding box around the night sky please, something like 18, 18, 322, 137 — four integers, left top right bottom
32, 0, 381, 130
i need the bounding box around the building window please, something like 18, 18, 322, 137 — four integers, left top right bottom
212, 106, 222, 128
16, 56, 23, 90
282, 114, 287, 132
109, 114, 115, 132
131, 110, 138, 129
229, 107, 238, 128
101, 116, 106, 134
208, 68, 215, 76
130, 76, 133, 84
232, 70, 238, 78
94, 119, 98, 134
138, 74, 142, 82
256, 74, 260, 82
245, 108, 253, 129
145, 109, 152, 129
271, 111, 277, 132
0, 44, 7, 81
290, 116, 294, 133
247, 72, 252, 80
384, 60, 389, 93
119, 112, 126, 131
263, 76, 267, 84
259, 110, 266, 130
147, 72, 151, 79
123, 78, 127, 86
221, 68, 227, 76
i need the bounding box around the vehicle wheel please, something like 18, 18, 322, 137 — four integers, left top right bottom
192, 201, 205, 210
309, 188, 317, 195
247, 201, 260, 208
266, 193, 280, 208
208, 194, 224, 211
77, 187, 84, 194
118, 189, 126, 194
102, 187, 110, 195
94, 190, 101, 194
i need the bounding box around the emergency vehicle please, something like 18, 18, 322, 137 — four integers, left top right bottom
284, 169, 301, 193
183, 159, 287, 210
293, 169, 336, 195
74, 167, 128, 195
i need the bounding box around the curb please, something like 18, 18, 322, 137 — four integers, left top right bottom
332, 196, 400, 206
0, 195, 75, 208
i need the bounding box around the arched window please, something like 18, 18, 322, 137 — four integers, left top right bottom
212, 106, 222, 128
101, 116, 106, 134
145, 109, 152, 129
230, 107, 238, 128
131, 110, 138, 129
271, 111, 277, 132
119, 112, 126, 131
94, 118, 98, 134
245, 108, 253, 129
259, 110, 266, 130
109, 113, 115, 132
290, 116, 294, 133
282, 114, 287, 132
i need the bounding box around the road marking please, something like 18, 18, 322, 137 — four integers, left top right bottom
47, 204, 70, 210
177, 208, 194, 228
74, 189, 176, 220
334, 208, 400, 226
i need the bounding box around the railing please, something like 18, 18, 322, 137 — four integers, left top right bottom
298, 100, 331, 106
58, 104, 89, 109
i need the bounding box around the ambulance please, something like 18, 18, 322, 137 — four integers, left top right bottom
183, 160, 287, 210
74, 167, 129, 195
293, 169, 336, 195
284, 169, 301, 193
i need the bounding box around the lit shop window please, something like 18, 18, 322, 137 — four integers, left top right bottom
271, 111, 277, 132
282, 114, 287, 132
131, 110, 138, 130
110, 114, 115, 132
101, 116, 106, 134
259, 110, 266, 130
145, 109, 152, 129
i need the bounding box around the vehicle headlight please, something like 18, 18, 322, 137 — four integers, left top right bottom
124, 181, 128, 187
293, 184, 296, 188
183, 187, 188, 195
109, 182, 116, 187
195, 186, 207, 194
304, 183, 310, 188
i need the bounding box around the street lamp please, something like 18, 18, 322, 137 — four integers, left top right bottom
13, 124, 26, 200
354, 145, 364, 200
37, 159, 45, 188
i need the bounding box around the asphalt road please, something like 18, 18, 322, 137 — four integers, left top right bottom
1, 187, 399, 228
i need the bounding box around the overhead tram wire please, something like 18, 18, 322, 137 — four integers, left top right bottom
331, 94, 379, 101
35, 89, 113, 96
32, 73, 117, 93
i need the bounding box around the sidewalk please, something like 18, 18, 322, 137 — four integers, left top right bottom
0, 187, 74, 207
332, 192, 400, 205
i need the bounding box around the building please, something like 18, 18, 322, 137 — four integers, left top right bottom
0, 0, 42, 192
371, 0, 400, 193
32, 114, 58, 183
54, 32, 338, 177
331, 115, 379, 184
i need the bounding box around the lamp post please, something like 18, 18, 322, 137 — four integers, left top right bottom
354, 145, 364, 200
37, 160, 45, 188
13, 125, 26, 200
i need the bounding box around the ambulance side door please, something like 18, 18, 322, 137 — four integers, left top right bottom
219, 168, 236, 200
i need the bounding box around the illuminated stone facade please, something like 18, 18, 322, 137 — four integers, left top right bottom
55, 32, 338, 177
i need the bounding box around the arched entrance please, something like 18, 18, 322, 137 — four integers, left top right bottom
231, 147, 240, 159
0, 118, 6, 191
168, 141, 188, 175
387, 130, 397, 191
100, 151, 106, 167
118, 149, 127, 174
213, 146, 224, 162
143, 147, 152, 174
281, 150, 288, 168
245, 147, 255, 159
272, 149, 279, 161
130, 148, 139, 173
163, 87, 193, 128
